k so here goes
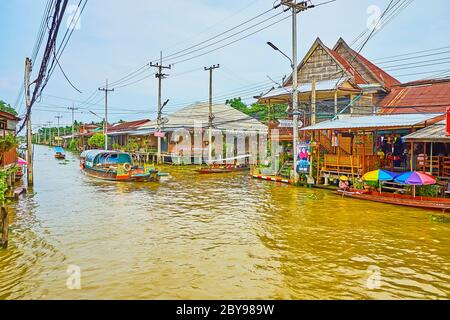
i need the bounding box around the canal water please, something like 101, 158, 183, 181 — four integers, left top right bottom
0, 144, 449, 299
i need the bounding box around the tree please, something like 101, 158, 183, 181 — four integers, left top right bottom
88, 133, 108, 149
226, 97, 288, 124
0, 100, 18, 116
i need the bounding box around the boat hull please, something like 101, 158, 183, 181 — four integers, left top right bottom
336, 190, 450, 211
197, 167, 250, 174
82, 166, 159, 182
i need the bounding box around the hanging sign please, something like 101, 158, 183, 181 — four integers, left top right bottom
154, 131, 166, 138
278, 119, 304, 128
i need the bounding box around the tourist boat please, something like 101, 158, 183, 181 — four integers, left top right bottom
336, 190, 450, 212
80, 150, 159, 182
54, 147, 66, 159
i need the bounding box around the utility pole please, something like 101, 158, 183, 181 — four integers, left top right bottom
281, 0, 312, 184
204, 64, 220, 163
99, 80, 114, 150
46, 121, 53, 146
150, 51, 171, 164
67, 104, 79, 143
25, 57, 33, 186
55, 114, 63, 145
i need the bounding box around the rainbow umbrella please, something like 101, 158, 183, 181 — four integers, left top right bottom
362, 169, 399, 182
394, 171, 436, 197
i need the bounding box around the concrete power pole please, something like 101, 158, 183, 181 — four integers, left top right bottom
46, 121, 53, 146
281, 0, 311, 184
204, 64, 220, 163
68, 104, 79, 143
99, 80, 114, 150
150, 51, 171, 164
25, 57, 33, 186
55, 114, 63, 146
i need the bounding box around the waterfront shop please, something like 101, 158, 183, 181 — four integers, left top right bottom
403, 120, 450, 180
300, 113, 444, 184
134, 103, 268, 164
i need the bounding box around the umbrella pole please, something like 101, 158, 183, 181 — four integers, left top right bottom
413, 185, 416, 198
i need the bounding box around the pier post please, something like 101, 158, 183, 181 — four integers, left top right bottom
1, 207, 8, 249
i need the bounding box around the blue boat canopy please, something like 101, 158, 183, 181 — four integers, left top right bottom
83, 150, 132, 167
54, 147, 65, 153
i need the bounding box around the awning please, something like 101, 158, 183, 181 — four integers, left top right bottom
403, 121, 450, 143
301, 113, 444, 131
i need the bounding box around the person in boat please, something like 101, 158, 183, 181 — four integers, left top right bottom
339, 176, 350, 191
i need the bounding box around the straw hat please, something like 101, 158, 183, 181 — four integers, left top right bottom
340, 176, 348, 181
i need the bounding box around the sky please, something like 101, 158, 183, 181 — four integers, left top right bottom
1, 0, 450, 130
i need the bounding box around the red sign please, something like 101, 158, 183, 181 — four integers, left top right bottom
447, 107, 450, 136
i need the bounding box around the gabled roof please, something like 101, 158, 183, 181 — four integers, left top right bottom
283, 37, 399, 90
381, 79, 450, 114
109, 119, 151, 132
333, 38, 400, 89
284, 37, 356, 85
139, 103, 267, 132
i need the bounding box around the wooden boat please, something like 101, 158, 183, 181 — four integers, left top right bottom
54, 147, 66, 159
197, 164, 250, 174
336, 190, 450, 212
80, 150, 159, 182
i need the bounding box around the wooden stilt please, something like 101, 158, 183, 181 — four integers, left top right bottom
1, 207, 8, 249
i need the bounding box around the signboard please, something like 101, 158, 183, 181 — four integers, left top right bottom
278, 119, 304, 128
297, 142, 311, 173
447, 107, 450, 136
154, 131, 166, 138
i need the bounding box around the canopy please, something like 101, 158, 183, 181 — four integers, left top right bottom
17, 157, 27, 165
54, 147, 65, 153
362, 169, 399, 182
394, 171, 436, 186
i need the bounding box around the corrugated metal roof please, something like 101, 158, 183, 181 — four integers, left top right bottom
139, 103, 267, 132
261, 79, 349, 99
403, 121, 450, 142
301, 113, 443, 131
381, 79, 450, 114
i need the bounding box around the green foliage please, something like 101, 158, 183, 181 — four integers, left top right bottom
124, 138, 139, 152
68, 139, 77, 151
111, 143, 122, 151
0, 167, 18, 204
225, 97, 288, 124
88, 133, 108, 149
0, 134, 18, 154
416, 185, 441, 197
0, 100, 18, 116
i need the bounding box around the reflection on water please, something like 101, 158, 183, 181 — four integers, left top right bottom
0, 145, 449, 299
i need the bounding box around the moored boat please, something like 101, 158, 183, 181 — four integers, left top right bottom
197, 164, 249, 174
80, 150, 159, 182
54, 147, 66, 159
336, 190, 450, 212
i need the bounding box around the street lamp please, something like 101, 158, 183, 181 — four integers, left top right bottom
267, 42, 294, 68
267, 39, 300, 183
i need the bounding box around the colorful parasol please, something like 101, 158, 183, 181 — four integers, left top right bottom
394, 171, 436, 197
394, 171, 436, 185
362, 169, 399, 182
17, 157, 28, 165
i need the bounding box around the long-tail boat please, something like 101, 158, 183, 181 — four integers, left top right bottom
54, 147, 66, 159
336, 190, 450, 212
197, 164, 250, 174
196, 155, 251, 174
80, 150, 159, 182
